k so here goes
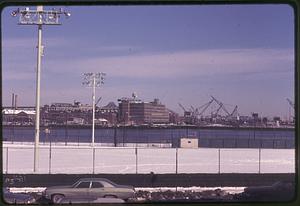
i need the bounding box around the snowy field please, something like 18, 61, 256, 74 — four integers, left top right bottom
2, 142, 295, 174
9, 186, 245, 194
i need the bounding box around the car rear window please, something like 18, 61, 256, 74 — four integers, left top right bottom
100, 181, 115, 187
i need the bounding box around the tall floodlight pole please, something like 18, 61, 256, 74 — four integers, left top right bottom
11, 6, 70, 172
83, 73, 106, 147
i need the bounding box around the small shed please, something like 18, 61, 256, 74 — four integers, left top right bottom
180, 137, 198, 148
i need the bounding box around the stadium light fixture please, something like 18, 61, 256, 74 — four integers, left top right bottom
83, 72, 106, 147
11, 5, 70, 172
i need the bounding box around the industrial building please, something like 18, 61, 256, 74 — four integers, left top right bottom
118, 95, 169, 125
2, 109, 35, 125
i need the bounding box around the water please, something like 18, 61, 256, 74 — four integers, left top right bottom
2, 126, 295, 148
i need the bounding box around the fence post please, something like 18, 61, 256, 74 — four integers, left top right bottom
135, 147, 138, 174
218, 148, 221, 174
6, 147, 9, 174
258, 148, 261, 174
175, 148, 178, 174
49, 143, 52, 174
92, 147, 95, 174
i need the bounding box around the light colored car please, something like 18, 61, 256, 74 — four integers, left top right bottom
43, 178, 135, 203
59, 197, 125, 204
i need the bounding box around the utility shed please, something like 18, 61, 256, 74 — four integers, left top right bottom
180, 137, 198, 148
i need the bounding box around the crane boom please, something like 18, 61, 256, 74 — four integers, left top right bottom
286, 98, 294, 109
199, 99, 214, 116
95, 97, 102, 106
178, 103, 187, 112
229, 105, 238, 117
210, 95, 230, 115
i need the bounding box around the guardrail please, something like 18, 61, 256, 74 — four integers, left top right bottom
2, 144, 295, 174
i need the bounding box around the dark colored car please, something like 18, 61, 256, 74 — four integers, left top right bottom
241, 181, 295, 201
43, 178, 135, 203
3, 188, 36, 204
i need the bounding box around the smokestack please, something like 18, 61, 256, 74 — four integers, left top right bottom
15, 94, 18, 109
11, 93, 15, 109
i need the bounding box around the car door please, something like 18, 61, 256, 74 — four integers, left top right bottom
71, 181, 91, 199
89, 181, 105, 199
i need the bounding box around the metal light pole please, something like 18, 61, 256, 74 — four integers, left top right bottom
83, 73, 106, 147
11, 6, 70, 172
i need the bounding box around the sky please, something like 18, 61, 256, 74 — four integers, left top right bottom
1, 4, 295, 119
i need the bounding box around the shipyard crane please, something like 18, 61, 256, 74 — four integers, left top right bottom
198, 98, 214, 117
230, 105, 238, 117
210, 96, 231, 116
95, 97, 102, 106
95, 97, 102, 112
226, 105, 238, 120
190, 106, 199, 116
178, 103, 192, 117
286, 98, 295, 123
286, 98, 294, 109
178, 103, 194, 125
178, 103, 187, 113
189, 105, 200, 124
190, 105, 196, 112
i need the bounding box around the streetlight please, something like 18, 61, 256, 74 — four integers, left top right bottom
82, 72, 106, 147
11, 6, 70, 172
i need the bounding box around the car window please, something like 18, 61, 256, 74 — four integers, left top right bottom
75, 181, 91, 188
100, 181, 115, 187
91, 182, 104, 188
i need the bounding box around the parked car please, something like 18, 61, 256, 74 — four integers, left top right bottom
59, 197, 125, 204
43, 178, 135, 203
3, 188, 36, 204
240, 181, 295, 201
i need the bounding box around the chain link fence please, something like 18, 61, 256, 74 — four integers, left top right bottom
2, 145, 295, 174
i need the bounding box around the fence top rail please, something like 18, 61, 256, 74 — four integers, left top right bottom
2, 144, 296, 152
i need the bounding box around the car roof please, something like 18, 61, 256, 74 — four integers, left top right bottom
77, 178, 115, 182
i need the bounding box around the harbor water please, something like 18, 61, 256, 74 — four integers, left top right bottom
2, 126, 295, 148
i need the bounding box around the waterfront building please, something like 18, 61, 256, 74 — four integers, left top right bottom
118, 96, 169, 125
49, 102, 92, 112
2, 109, 35, 125
66, 117, 85, 125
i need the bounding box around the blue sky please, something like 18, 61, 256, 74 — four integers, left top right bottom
1, 4, 295, 118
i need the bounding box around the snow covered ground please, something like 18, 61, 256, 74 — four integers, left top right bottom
2, 142, 295, 174
8, 186, 245, 195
